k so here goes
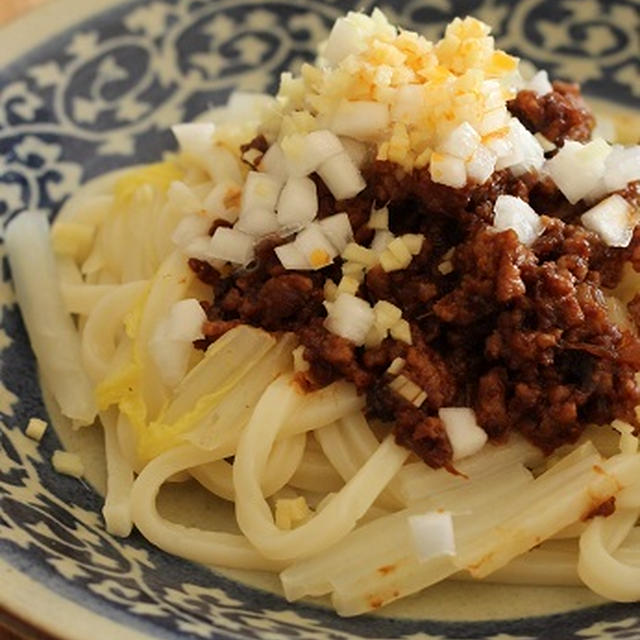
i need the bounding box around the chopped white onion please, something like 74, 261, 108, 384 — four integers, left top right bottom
226, 91, 278, 123
163, 299, 206, 342
203, 181, 241, 222
545, 138, 611, 204
317, 151, 366, 200
438, 407, 488, 461
526, 70, 552, 96
581, 194, 635, 248
184, 236, 216, 262
339, 137, 369, 169
429, 153, 466, 188
324, 292, 375, 345
282, 130, 345, 178
275, 242, 310, 270
391, 85, 425, 124
171, 123, 216, 157
236, 208, 280, 236
171, 215, 211, 248
603, 145, 640, 193
318, 213, 353, 252
477, 106, 510, 136
294, 222, 338, 269
260, 143, 289, 181
495, 118, 544, 176
439, 122, 481, 160
493, 195, 543, 246
466, 144, 496, 184
149, 299, 205, 388
276, 176, 318, 230
408, 512, 456, 562
330, 100, 390, 141
371, 229, 394, 253
209, 227, 255, 265
322, 17, 367, 66
240, 171, 282, 215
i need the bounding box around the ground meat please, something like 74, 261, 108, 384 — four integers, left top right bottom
190, 132, 640, 468
508, 81, 595, 146
583, 496, 616, 521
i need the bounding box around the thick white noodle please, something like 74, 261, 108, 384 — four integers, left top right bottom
190, 434, 306, 501
101, 410, 134, 537
579, 508, 640, 601
234, 375, 410, 561
130, 443, 283, 571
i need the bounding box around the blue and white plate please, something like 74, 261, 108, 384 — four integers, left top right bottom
0, 1, 638, 638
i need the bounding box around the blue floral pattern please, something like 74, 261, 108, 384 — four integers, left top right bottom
0, 0, 638, 638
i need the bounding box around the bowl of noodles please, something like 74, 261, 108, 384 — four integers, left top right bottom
1, 0, 639, 639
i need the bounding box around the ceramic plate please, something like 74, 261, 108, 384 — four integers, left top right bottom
0, 0, 639, 638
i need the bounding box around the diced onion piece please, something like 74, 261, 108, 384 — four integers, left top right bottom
171, 123, 216, 157
371, 229, 394, 253
319, 213, 354, 253
275, 496, 310, 530
368, 207, 389, 229
342, 242, 377, 267
401, 233, 424, 255
164, 299, 206, 342
438, 122, 481, 160
545, 138, 611, 204
387, 357, 405, 375
387, 237, 412, 266
534, 133, 556, 153
495, 118, 544, 176
275, 242, 310, 270
391, 85, 424, 124
603, 145, 640, 193
26, 417, 48, 441
260, 143, 289, 181
330, 100, 390, 141
317, 152, 366, 200
52, 450, 84, 478
294, 223, 337, 269
429, 153, 466, 188
438, 407, 488, 460
149, 331, 194, 389
149, 299, 206, 387
408, 511, 456, 562
340, 137, 369, 169
581, 194, 635, 248
493, 195, 542, 246
209, 227, 254, 265
526, 70, 552, 96
322, 16, 367, 66
374, 300, 402, 330
324, 293, 375, 345
236, 208, 280, 236
390, 318, 412, 344
477, 107, 509, 136
379, 250, 404, 272
466, 144, 496, 184
337, 276, 359, 295
240, 171, 282, 215
226, 92, 278, 123
203, 181, 242, 222
184, 236, 217, 262
171, 214, 211, 248
282, 130, 344, 178
276, 177, 318, 230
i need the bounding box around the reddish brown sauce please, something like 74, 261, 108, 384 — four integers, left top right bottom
190, 87, 640, 469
